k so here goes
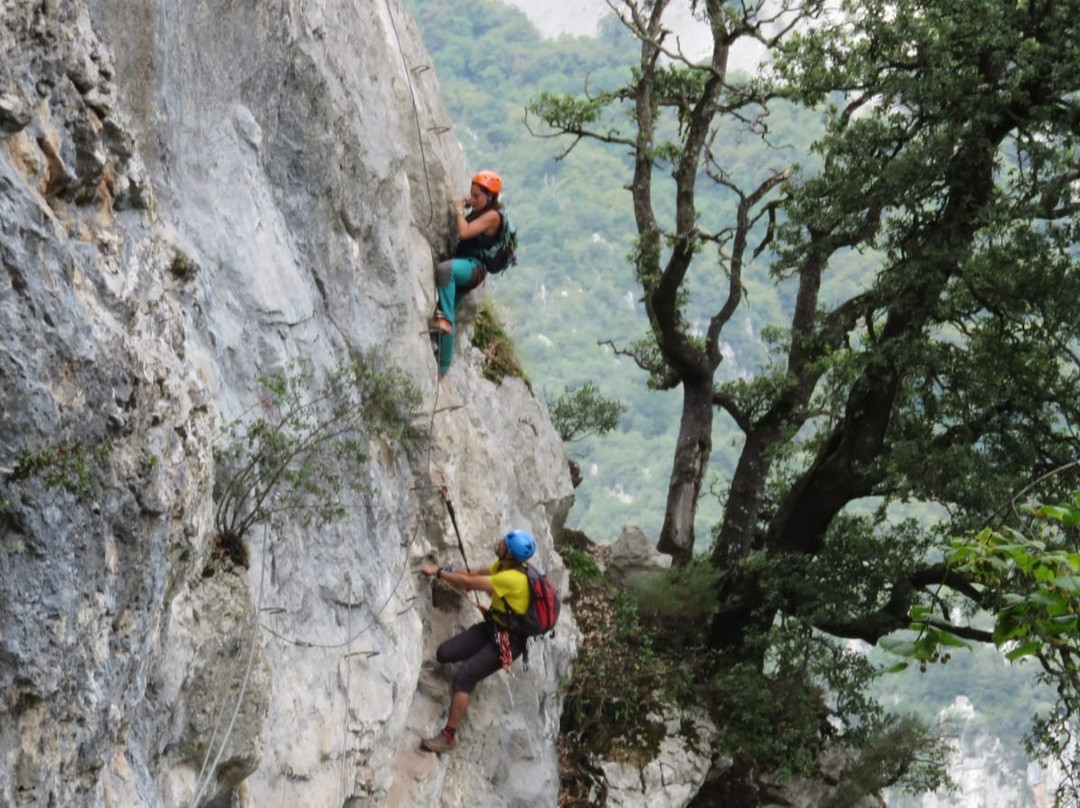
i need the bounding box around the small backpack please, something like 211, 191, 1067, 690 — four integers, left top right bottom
505, 564, 560, 637
481, 211, 518, 275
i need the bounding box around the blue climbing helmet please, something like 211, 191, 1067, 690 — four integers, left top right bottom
503, 530, 536, 563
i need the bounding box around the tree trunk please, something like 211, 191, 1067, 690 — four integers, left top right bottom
711, 426, 778, 571
657, 377, 714, 563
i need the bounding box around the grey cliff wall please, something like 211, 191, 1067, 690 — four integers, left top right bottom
0, 1, 576, 806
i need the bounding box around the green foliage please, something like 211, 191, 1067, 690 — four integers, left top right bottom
528, 91, 619, 138
711, 626, 950, 797
827, 715, 953, 808
168, 248, 198, 280
560, 544, 701, 771
559, 543, 946, 801
628, 233, 663, 290
885, 494, 1080, 784
8, 438, 112, 496
543, 381, 625, 443
899, 498, 1080, 665
626, 557, 720, 652
712, 656, 828, 778
561, 546, 604, 588
867, 639, 1054, 773
212, 356, 420, 566
470, 298, 529, 386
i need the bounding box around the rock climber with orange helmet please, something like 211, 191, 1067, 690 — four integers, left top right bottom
429, 170, 504, 377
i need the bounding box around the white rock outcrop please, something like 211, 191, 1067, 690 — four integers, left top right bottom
600, 708, 715, 808
606, 525, 672, 585
909, 696, 1061, 808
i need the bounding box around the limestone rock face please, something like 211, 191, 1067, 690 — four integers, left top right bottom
606, 525, 672, 586
600, 708, 716, 808
0, 1, 575, 806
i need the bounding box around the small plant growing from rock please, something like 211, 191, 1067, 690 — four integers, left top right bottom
168, 248, 198, 280
211, 356, 420, 573
7, 438, 112, 495
471, 298, 528, 387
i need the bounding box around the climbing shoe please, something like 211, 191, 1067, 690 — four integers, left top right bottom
420, 728, 456, 754
428, 315, 453, 335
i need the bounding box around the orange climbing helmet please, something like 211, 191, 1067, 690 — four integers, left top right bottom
471, 170, 502, 196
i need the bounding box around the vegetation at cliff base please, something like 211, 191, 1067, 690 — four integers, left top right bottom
557, 535, 951, 806
556, 540, 709, 803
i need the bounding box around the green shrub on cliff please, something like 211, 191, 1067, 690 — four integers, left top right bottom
211, 356, 420, 570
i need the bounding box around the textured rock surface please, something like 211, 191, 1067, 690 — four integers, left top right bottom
605, 525, 672, 586
599, 708, 715, 808
0, 1, 575, 806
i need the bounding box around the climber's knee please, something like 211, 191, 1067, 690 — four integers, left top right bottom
435, 261, 453, 288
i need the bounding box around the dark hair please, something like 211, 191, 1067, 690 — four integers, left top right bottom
467, 190, 500, 221
476, 186, 500, 211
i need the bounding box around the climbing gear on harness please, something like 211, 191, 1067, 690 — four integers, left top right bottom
471, 170, 502, 195
498, 628, 513, 671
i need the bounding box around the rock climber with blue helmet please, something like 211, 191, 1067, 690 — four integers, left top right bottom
418, 529, 536, 753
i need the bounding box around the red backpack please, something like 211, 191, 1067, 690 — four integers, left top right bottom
505, 564, 561, 637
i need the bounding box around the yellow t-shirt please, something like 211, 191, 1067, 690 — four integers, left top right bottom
487, 561, 530, 622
